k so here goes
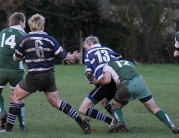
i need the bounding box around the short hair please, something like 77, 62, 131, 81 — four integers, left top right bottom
83, 36, 100, 46
9, 12, 26, 27
28, 13, 45, 31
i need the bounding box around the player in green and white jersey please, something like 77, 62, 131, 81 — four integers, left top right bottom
93, 60, 179, 134
0, 12, 27, 131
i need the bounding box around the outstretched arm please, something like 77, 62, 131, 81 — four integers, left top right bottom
63, 50, 82, 64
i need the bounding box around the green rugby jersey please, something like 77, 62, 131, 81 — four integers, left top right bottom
107, 60, 140, 81
0, 28, 26, 69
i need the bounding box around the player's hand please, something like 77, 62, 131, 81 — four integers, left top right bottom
72, 51, 82, 60
92, 77, 98, 85
174, 50, 179, 57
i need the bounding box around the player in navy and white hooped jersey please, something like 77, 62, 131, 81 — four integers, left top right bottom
79, 36, 124, 130
84, 43, 123, 81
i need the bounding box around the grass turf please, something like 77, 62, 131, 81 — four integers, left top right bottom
1, 63, 179, 138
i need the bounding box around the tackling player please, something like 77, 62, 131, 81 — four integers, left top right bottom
93, 60, 179, 134
0, 12, 27, 131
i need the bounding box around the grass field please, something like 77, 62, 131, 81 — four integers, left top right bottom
1, 63, 179, 138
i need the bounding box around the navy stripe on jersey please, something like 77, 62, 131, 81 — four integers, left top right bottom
15, 33, 67, 74
84, 46, 123, 80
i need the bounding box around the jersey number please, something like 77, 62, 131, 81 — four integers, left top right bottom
1, 33, 16, 49
116, 60, 131, 67
95, 50, 110, 63
35, 40, 44, 58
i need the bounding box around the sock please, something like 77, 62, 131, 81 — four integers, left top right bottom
59, 101, 82, 125
6, 103, 19, 131
17, 103, 25, 127
112, 108, 124, 122
156, 110, 175, 129
0, 92, 5, 113
105, 104, 112, 115
86, 108, 112, 124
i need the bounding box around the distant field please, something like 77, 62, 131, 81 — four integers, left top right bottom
1, 64, 179, 138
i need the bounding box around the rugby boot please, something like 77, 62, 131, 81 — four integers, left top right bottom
108, 121, 129, 133
19, 125, 27, 131
0, 112, 7, 129
172, 126, 179, 134
80, 118, 91, 134
0, 129, 13, 133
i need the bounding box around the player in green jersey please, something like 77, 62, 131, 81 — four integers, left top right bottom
93, 60, 179, 134
0, 12, 27, 131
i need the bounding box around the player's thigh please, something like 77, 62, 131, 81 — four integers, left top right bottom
79, 97, 95, 114
88, 81, 116, 104
0, 68, 9, 87
9, 69, 24, 88
12, 84, 31, 103
126, 76, 151, 101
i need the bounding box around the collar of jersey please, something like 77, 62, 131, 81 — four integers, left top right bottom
91, 43, 101, 48
10, 25, 25, 32
29, 31, 47, 35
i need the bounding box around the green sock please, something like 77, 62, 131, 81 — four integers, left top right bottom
0, 93, 5, 113
156, 110, 174, 129
18, 103, 25, 127
112, 108, 124, 122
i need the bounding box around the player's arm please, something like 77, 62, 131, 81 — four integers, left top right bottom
52, 37, 81, 64
63, 50, 82, 64
85, 72, 93, 84
93, 71, 112, 86
13, 48, 25, 62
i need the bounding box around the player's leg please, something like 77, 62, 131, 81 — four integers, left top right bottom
100, 98, 112, 115
107, 99, 129, 133
0, 88, 8, 130
44, 91, 91, 134
9, 69, 26, 130
0, 84, 31, 132
43, 70, 91, 134
100, 80, 116, 115
0, 88, 6, 114
0, 69, 8, 129
79, 85, 113, 125
141, 96, 179, 134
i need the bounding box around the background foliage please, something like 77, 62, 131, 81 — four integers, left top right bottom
0, 0, 179, 63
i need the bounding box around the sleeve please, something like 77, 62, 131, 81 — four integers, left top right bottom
13, 37, 25, 61
103, 63, 119, 83
84, 52, 93, 74
50, 36, 68, 60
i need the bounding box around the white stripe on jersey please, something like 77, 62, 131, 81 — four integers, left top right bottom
94, 63, 105, 76
87, 47, 113, 55
25, 57, 54, 63
28, 67, 53, 72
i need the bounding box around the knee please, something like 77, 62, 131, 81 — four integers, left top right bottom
10, 93, 18, 103
79, 106, 87, 115
100, 100, 108, 108
148, 107, 160, 115
100, 98, 109, 108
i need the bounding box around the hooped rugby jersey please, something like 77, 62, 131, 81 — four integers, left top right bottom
84, 44, 123, 80
14, 32, 68, 75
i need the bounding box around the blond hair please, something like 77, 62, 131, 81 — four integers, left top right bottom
28, 13, 45, 31
9, 12, 26, 27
